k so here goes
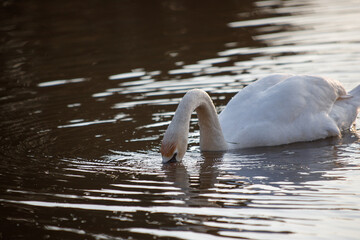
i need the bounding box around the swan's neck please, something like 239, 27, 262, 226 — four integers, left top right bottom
168, 89, 228, 151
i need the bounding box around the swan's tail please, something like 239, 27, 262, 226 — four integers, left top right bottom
350, 85, 360, 108
330, 84, 360, 131
350, 85, 360, 98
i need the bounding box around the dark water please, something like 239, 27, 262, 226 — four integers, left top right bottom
1, 0, 360, 239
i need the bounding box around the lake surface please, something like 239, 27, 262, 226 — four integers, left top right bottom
1, 0, 360, 239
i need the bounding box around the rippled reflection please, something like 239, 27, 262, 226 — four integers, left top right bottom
2, 134, 359, 239
1, 0, 360, 239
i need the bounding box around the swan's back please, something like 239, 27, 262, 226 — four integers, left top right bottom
219, 74, 352, 148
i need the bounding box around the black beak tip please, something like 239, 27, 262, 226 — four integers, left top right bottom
167, 153, 177, 163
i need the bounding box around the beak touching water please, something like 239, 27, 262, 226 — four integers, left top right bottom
160, 142, 178, 163
163, 153, 177, 163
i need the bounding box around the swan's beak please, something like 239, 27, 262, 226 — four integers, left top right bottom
162, 153, 178, 163
160, 141, 178, 163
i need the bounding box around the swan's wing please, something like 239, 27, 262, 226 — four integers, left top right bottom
219, 75, 347, 148
226, 74, 293, 104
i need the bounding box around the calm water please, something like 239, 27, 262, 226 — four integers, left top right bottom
1, 0, 360, 239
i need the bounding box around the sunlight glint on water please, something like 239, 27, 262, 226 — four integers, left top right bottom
0, 0, 360, 239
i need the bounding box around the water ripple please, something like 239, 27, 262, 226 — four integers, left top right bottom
2, 0, 360, 239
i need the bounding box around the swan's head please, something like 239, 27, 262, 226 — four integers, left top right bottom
160, 128, 188, 163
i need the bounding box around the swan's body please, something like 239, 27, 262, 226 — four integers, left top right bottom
161, 74, 360, 163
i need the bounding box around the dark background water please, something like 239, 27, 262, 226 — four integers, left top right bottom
0, 0, 258, 158
1, 0, 360, 239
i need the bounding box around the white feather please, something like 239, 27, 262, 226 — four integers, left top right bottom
219, 74, 358, 149
161, 74, 360, 162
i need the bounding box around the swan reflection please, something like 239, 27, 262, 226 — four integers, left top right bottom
162, 132, 359, 208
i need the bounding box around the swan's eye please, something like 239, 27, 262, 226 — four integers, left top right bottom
168, 153, 177, 163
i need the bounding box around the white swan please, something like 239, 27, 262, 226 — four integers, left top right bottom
161, 74, 360, 163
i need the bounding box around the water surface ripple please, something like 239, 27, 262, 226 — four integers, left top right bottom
1, 0, 360, 239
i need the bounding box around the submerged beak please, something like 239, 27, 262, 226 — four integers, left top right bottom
168, 153, 177, 163
160, 141, 178, 163
162, 153, 178, 164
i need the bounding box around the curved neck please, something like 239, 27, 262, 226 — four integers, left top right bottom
169, 89, 228, 151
